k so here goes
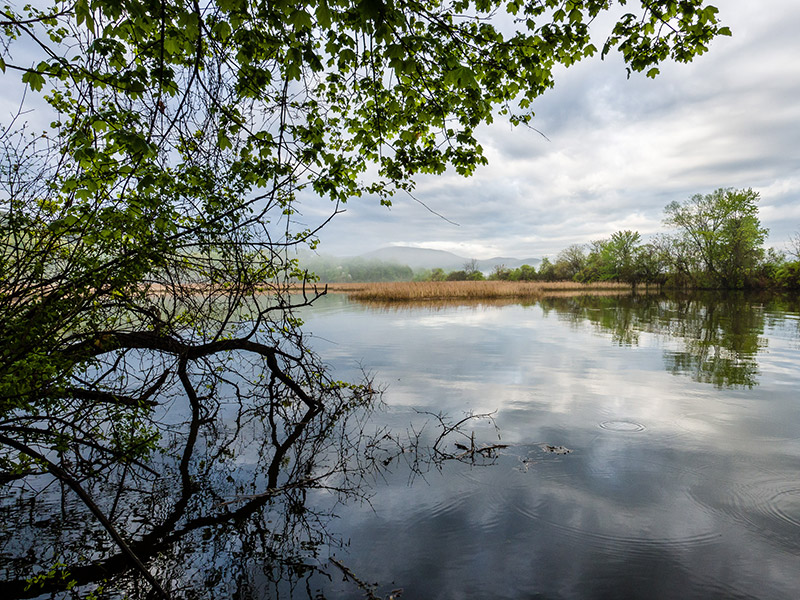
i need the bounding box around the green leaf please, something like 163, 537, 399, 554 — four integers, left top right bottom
217, 131, 233, 150
385, 44, 404, 59
290, 9, 313, 30
74, 0, 95, 33
213, 21, 232, 41
316, 1, 332, 28
164, 37, 182, 55
22, 70, 45, 91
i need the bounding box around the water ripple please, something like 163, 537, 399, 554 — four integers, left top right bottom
690, 479, 800, 552
599, 420, 646, 432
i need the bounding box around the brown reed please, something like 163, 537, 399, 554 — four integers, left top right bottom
327, 280, 633, 302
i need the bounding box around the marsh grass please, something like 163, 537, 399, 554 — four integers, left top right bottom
316, 280, 636, 302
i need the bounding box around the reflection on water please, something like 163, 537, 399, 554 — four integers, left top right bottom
538, 292, 775, 388
0, 354, 388, 599
3, 292, 800, 599
301, 291, 800, 600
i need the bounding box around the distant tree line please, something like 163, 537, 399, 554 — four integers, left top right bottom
415, 188, 800, 289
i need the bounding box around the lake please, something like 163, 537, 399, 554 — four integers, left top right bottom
2, 291, 799, 599
297, 292, 800, 600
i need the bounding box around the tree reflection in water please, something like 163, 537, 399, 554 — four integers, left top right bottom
4, 291, 796, 598
540, 291, 800, 389
0, 321, 494, 599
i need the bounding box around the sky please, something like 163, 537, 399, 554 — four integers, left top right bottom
305, 1, 800, 260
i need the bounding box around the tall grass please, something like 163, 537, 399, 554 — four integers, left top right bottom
327, 280, 634, 302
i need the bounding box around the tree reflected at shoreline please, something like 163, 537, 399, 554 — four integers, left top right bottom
539, 291, 800, 389
348, 290, 797, 390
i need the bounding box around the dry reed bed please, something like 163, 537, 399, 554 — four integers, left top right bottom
333, 280, 632, 302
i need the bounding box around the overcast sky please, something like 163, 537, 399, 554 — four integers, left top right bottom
306, 1, 800, 259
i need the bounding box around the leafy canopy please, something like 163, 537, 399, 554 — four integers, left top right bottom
2, 0, 729, 196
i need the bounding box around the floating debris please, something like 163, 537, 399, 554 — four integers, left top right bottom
541, 444, 571, 454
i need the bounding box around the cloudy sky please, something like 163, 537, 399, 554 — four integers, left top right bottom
306, 1, 800, 259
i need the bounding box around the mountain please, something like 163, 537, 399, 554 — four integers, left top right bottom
358, 246, 467, 271
358, 246, 540, 273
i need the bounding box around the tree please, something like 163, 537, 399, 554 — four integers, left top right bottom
554, 244, 587, 280
446, 269, 468, 280
651, 232, 698, 288
664, 188, 767, 288
603, 230, 642, 284
633, 242, 669, 287
776, 231, 800, 288
463, 258, 479, 276
788, 230, 800, 261
537, 257, 557, 281
429, 267, 447, 281
489, 263, 512, 280
1, 0, 729, 596
463, 258, 485, 279
513, 263, 537, 281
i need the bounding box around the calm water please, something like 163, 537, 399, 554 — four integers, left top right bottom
3, 292, 799, 599
298, 293, 800, 600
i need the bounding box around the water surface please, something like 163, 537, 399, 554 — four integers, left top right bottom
2, 292, 799, 599
300, 292, 800, 600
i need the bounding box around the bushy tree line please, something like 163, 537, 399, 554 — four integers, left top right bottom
573, 188, 796, 289
417, 188, 799, 289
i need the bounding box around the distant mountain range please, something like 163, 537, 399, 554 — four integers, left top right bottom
357, 246, 541, 272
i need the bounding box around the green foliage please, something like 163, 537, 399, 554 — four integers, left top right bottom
554, 245, 587, 280
512, 264, 538, 281
537, 257, 557, 281
488, 264, 512, 280
429, 268, 448, 282
446, 269, 469, 281
775, 261, 800, 289
594, 230, 642, 284
24, 561, 76, 592
664, 188, 767, 288
574, 231, 645, 285
414, 267, 451, 281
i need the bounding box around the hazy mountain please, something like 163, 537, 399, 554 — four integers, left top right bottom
292, 251, 414, 282
358, 246, 540, 272
359, 246, 467, 271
